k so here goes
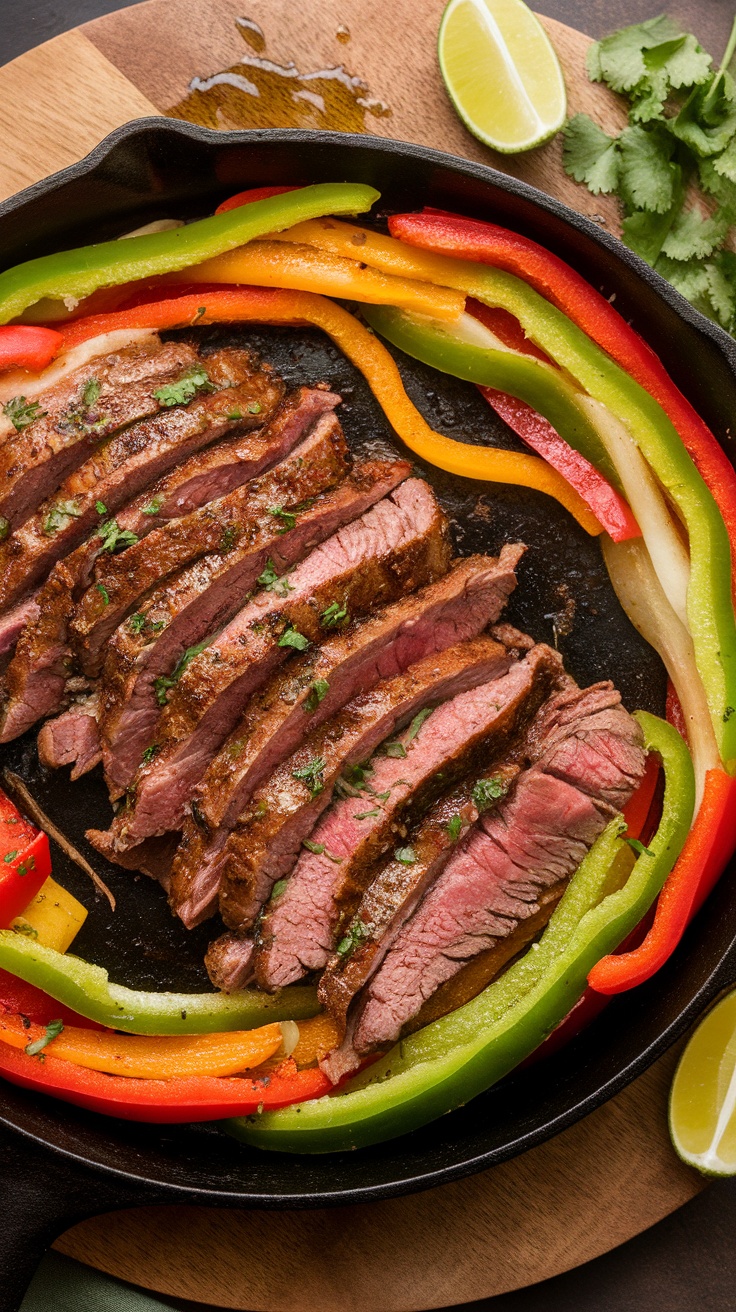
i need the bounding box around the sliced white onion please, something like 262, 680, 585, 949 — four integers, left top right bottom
603, 535, 719, 811
0, 329, 160, 428
279, 1020, 300, 1056
118, 218, 184, 239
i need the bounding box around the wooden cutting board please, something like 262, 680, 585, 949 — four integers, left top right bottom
0, 0, 706, 1304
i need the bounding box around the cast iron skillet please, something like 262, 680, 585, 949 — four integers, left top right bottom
1, 120, 736, 1310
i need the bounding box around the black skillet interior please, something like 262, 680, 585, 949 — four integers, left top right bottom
1, 121, 736, 1210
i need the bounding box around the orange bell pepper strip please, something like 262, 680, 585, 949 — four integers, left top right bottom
0, 1043, 331, 1123
176, 239, 465, 320
56, 287, 600, 532
0, 1010, 284, 1078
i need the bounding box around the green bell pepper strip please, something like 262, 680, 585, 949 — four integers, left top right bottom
363, 294, 736, 770
0, 930, 319, 1034
229, 712, 693, 1152
0, 183, 379, 325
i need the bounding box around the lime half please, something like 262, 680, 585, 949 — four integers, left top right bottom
670, 991, 736, 1177
438, 0, 566, 153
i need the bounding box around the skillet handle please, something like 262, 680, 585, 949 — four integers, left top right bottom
0, 1125, 174, 1312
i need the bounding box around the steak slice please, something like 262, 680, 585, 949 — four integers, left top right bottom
328, 681, 646, 1076
204, 935, 256, 994
0, 381, 311, 741
37, 694, 102, 779
170, 548, 525, 930
89, 478, 450, 851
250, 644, 561, 991
98, 456, 407, 800
0, 347, 282, 612
71, 410, 350, 676
0, 336, 199, 531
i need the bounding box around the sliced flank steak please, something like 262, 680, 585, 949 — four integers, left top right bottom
0, 381, 314, 742
250, 643, 562, 992
37, 694, 102, 780
70, 410, 350, 676
0, 336, 199, 531
97, 456, 409, 800
170, 548, 525, 931
0, 347, 283, 612
88, 477, 450, 853
325, 681, 646, 1078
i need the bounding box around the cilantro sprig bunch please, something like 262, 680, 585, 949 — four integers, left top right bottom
563, 14, 736, 332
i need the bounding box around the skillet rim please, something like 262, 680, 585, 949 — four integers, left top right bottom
0, 117, 734, 1207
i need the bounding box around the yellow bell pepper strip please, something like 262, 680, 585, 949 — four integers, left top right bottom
0, 1044, 332, 1123
55, 287, 601, 533
0, 929, 319, 1035
11, 875, 87, 953
0, 182, 379, 325
0, 1011, 283, 1078
230, 713, 694, 1152
173, 240, 465, 320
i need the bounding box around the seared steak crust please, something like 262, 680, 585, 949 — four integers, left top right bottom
170, 548, 525, 930
70, 410, 350, 676
97, 455, 407, 800
329, 681, 645, 1074
251, 644, 561, 991
0, 337, 198, 531
0, 348, 282, 612
87, 475, 445, 851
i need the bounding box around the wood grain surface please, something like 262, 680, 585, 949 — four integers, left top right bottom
0, 0, 705, 1305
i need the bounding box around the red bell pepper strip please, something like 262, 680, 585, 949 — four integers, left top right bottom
0, 970, 105, 1030
0, 788, 51, 927
0, 1045, 332, 1123
215, 185, 301, 215
467, 299, 640, 541
0, 324, 62, 373
588, 767, 736, 993
389, 209, 736, 587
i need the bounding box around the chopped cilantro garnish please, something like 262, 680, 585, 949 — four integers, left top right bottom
3, 851, 19, 863
383, 741, 407, 759
25, 1019, 64, 1058
220, 525, 238, 553
304, 678, 330, 712
336, 918, 369, 958
257, 558, 293, 594
95, 500, 107, 515
4, 395, 46, 431
97, 519, 139, 553
83, 378, 101, 407
268, 505, 297, 532
320, 601, 349, 629
142, 743, 160, 764
405, 707, 434, 743
129, 613, 146, 634
248, 401, 262, 414
354, 808, 380, 820
141, 497, 162, 516
343, 760, 373, 788
154, 367, 214, 407
43, 500, 82, 536
96, 583, 109, 605
153, 638, 210, 704
447, 814, 463, 842
302, 838, 325, 855
394, 846, 416, 864
472, 776, 508, 813
227, 408, 243, 421
0, 516, 9, 542
271, 878, 289, 900
278, 626, 309, 651
292, 756, 326, 797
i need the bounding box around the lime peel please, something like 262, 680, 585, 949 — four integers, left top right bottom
670, 990, 736, 1176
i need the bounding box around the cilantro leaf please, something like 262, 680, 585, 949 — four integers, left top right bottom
154, 367, 214, 407
563, 115, 620, 194
153, 637, 210, 705
320, 601, 349, 629
618, 124, 677, 213
278, 626, 309, 651
591, 16, 709, 96
4, 395, 46, 431
304, 678, 330, 713
472, 776, 508, 813
97, 519, 139, 554
661, 205, 731, 260
446, 814, 463, 842
292, 756, 326, 797
394, 846, 416, 865
96, 582, 109, 605
25, 1019, 64, 1058
43, 500, 82, 536
336, 918, 369, 958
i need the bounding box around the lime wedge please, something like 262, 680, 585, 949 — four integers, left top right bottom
670, 991, 736, 1176
438, 0, 566, 153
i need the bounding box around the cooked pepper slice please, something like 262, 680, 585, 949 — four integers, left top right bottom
55, 288, 602, 533
389, 207, 736, 586
0, 324, 63, 373
175, 239, 465, 318
0, 788, 51, 927
0, 930, 319, 1034
10, 875, 87, 952
0, 1046, 331, 1123
0, 1011, 283, 1078
0, 183, 379, 324
229, 713, 693, 1152
216, 185, 301, 214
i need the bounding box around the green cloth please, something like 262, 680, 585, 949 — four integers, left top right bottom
22, 1252, 184, 1312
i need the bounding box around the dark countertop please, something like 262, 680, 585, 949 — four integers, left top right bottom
2, 2, 736, 1310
